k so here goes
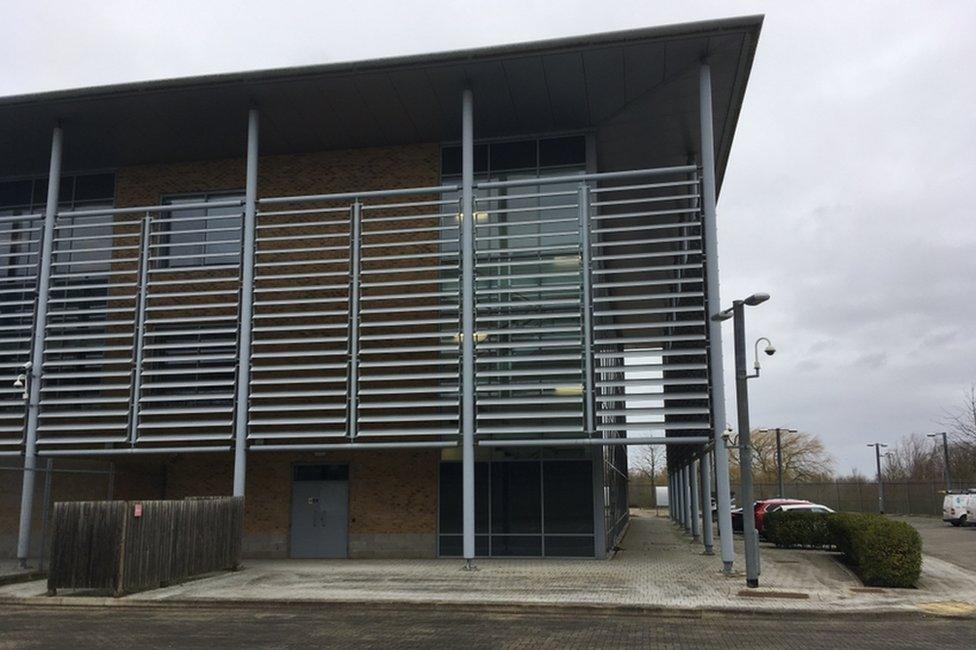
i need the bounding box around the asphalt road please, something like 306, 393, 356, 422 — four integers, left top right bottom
0, 604, 973, 649
893, 515, 976, 571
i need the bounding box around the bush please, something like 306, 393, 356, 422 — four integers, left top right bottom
764, 511, 922, 588
764, 511, 834, 549
828, 513, 922, 588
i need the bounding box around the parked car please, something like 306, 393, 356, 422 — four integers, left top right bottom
943, 492, 975, 526
730, 498, 812, 535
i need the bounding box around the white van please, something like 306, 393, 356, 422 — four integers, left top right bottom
965, 494, 976, 525
943, 492, 973, 526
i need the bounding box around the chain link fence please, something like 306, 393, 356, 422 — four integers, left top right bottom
629, 478, 957, 516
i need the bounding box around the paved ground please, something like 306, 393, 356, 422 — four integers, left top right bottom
4, 509, 975, 616
0, 603, 973, 649
892, 514, 976, 571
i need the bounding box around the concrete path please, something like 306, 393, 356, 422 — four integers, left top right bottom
3, 509, 975, 616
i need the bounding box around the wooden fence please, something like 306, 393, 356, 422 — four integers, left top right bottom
48, 496, 243, 596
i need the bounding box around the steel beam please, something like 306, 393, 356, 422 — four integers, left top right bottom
17, 124, 62, 568
460, 88, 476, 569
699, 62, 735, 571
478, 436, 710, 447
233, 108, 259, 498
700, 449, 715, 554
683, 465, 693, 534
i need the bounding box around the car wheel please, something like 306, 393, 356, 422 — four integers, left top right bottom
951, 519, 962, 527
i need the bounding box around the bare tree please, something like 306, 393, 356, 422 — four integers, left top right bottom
942, 383, 976, 446
883, 433, 939, 481
630, 445, 665, 483
729, 429, 834, 483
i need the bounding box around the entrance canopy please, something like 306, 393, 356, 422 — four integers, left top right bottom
0, 16, 762, 184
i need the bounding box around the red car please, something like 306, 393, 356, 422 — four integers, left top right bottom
730, 498, 812, 535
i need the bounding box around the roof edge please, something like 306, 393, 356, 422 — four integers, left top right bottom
0, 15, 764, 108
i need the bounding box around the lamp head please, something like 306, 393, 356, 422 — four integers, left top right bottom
744, 292, 770, 306
13, 375, 23, 389
764, 344, 776, 356
711, 309, 733, 322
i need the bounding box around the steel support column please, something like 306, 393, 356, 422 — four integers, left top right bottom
16, 125, 62, 567
670, 472, 675, 522
699, 62, 735, 571
700, 449, 715, 554
129, 214, 152, 445
690, 459, 701, 542
460, 89, 476, 568
232, 108, 259, 498
348, 201, 362, 438
578, 184, 595, 435
683, 465, 693, 534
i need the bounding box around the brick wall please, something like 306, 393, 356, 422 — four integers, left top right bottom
2, 449, 439, 560
2, 143, 446, 560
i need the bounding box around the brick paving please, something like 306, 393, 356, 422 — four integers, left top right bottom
0, 603, 973, 649
3, 509, 976, 615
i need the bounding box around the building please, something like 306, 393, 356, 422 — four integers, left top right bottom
0, 16, 762, 565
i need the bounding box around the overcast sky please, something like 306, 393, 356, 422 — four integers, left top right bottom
3, 1, 974, 475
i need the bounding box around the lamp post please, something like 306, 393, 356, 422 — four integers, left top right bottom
759, 427, 796, 498
712, 292, 771, 589
867, 442, 888, 514
927, 432, 951, 492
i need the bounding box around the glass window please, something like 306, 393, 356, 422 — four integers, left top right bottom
160, 192, 243, 267
491, 461, 542, 535
543, 460, 594, 534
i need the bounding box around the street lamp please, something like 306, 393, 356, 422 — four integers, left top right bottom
759, 427, 797, 498
867, 443, 888, 514
926, 432, 951, 492
712, 291, 771, 589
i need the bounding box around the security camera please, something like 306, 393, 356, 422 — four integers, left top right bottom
21, 360, 31, 370
764, 344, 776, 357
13, 375, 24, 388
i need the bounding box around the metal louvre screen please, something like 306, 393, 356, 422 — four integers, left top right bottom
473, 182, 585, 437
588, 170, 711, 441
1, 166, 713, 455
356, 193, 461, 439
38, 210, 141, 447
136, 202, 243, 445
0, 213, 41, 450
248, 200, 351, 444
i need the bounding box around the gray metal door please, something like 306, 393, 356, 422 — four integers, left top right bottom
290, 476, 349, 558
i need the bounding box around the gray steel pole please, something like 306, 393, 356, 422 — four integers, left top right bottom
939, 432, 951, 492
776, 428, 784, 498
17, 125, 62, 568
690, 459, 701, 542
699, 62, 735, 571
348, 201, 362, 439
38, 458, 53, 572
733, 301, 760, 588
700, 449, 714, 554
460, 89, 476, 569
233, 108, 259, 497
871, 443, 885, 514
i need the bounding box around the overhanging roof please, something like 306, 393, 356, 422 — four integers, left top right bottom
0, 15, 762, 186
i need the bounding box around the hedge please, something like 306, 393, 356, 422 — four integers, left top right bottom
763, 511, 834, 549
764, 511, 922, 588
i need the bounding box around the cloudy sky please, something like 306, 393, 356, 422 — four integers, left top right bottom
4, 1, 974, 474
